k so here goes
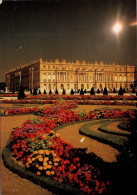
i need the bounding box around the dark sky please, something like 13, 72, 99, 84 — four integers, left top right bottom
0, 0, 136, 82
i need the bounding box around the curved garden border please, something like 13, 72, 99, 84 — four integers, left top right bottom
2, 131, 87, 195
98, 119, 130, 136
79, 119, 128, 150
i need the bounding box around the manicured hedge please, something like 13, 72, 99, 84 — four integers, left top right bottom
2, 132, 87, 195
117, 121, 129, 131
79, 120, 128, 150
98, 119, 130, 137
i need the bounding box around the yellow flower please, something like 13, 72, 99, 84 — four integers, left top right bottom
54, 163, 58, 166
32, 158, 36, 161
39, 150, 45, 154
48, 161, 52, 165
38, 166, 43, 170
44, 157, 49, 161
35, 164, 39, 168
33, 151, 38, 154
47, 165, 52, 169
37, 171, 41, 176
43, 166, 48, 170
45, 150, 50, 155
46, 171, 51, 176
51, 171, 55, 175
39, 157, 43, 162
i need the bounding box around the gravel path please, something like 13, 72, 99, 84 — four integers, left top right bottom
57, 121, 119, 163
0, 115, 53, 195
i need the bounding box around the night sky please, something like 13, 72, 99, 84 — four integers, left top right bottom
0, 0, 136, 82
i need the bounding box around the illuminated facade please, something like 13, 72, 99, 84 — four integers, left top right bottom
5, 58, 135, 92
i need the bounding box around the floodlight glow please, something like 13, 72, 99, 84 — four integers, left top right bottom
113, 23, 123, 34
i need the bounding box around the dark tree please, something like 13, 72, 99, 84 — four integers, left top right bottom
43, 89, 47, 94
33, 88, 37, 95
62, 88, 66, 95
70, 88, 74, 95
38, 89, 41, 94
84, 89, 87, 94
30, 90, 32, 94
90, 87, 95, 95
49, 89, 52, 94
55, 89, 58, 95
103, 87, 108, 95
18, 85, 25, 99
123, 88, 126, 93
12, 89, 15, 94
113, 88, 116, 93
97, 88, 100, 94
132, 87, 135, 93
118, 86, 123, 95
80, 88, 84, 95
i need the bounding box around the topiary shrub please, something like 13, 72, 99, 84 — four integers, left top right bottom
103, 87, 108, 95
84, 89, 87, 94
123, 88, 126, 94
90, 87, 95, 95
30, 90, 32, 94
70, 89, 74, 95
113, 88, 116, 93
55, 89, 58, 95
33, 88, 37, 95
43, 89, 47, 94
38, 89, 41, 94
132, 87, 135, 93
118, 86, 123, 95
97, 88, 100, 94
62, 88, 66, 95
49, 89, 52, 94
80, 88, 84, 95
18, 85, 25, 99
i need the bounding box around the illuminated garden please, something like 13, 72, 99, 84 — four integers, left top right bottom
1, 93, 137, 195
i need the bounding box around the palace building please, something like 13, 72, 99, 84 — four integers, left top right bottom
5, 58, 135, 92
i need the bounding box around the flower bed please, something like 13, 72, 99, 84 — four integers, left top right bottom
2, 102, 137, 194
24, 94, 137, 100
0, 99, 57, 104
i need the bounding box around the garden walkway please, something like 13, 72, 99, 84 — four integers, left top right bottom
0, 115, 53, 195
57, 121, 119, 163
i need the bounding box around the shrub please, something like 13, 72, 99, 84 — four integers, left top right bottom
38, 89, 41, 94
118, 86, 123, 95
90, 87, 95, 95
97, 88, 100, 94
18, 85, 25, 99
103, 87, 108, 95
132, 87, 135, 93
33, 88, 37, 95
123, 88, 126, 93
62, 88, 66, 95
80, 88, 84, 95
70, 89, 74, 95
113, 88, 116, 93
55, 89, 58, 95
43, 89, 47, 94
49, 89, 52, 94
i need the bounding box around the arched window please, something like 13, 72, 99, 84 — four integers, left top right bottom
115, 75, 117, 81
87, 84, 89, 89
49, 84, 51, 90
44, 84, 47, 89
119, 75, 122, 81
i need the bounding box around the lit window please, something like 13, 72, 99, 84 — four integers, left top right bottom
119, 75, 122, 81
53, 73, 55, 81
48, 73, 51, 81
115, 75, 117, 81
43, 73, 46, 80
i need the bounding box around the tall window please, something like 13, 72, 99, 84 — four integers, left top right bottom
111, 75, 113, 81
48, 65, 50, 69
86, 74, 88, 81
115, 75, 117, 81
119, 75, 122, 82
49, 84, 51, 90
44, 84, 47, 89
93, 74, 94, 81
87, 84, 89, 89
43, 65, 46, 69
48, 73, 51, 81
124, 75, 126, 81
67, 84, 70, 89
43, 73, 46, 81
53, 84, 56, 90
53, 73, 55, 81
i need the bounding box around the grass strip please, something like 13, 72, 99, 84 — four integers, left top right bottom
2, 132, 87, 195
79, 121, 128, 150
117, 121, 129, 131
98, 119, 130, 137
